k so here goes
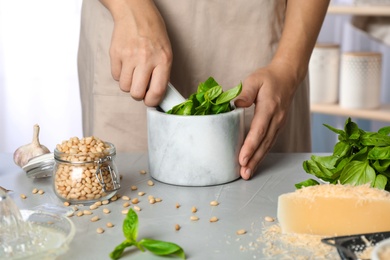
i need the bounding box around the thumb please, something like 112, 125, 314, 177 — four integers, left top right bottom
234, 82, 258, 108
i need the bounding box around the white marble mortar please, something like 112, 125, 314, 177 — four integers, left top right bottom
147, 107, 245, 186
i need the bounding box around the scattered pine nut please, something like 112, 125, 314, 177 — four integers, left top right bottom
91, 216, 100, 222
96, 227, 104, 234
175, 224, 181, 231
209, 216, 219, 223
149, 198, 156, 204
264, 216, 275, 222
106, 222, 114, 228
148, 195, 154, 200
155, 198, 162, 202
72, 206, 79, 211
122, 195, 130, 201
147, 180, 154, 186
236, 229, 247, 235
131, 198, 139, 204
89, 204, 98, 210
131, 185, 138, 191
210, 200, 219, 206
83, 210, 93, 215
191, 206, 197, 213
123, 202, 130, 208
20, 194, 27, 199
103, 208, 110, 214
134, 206, 141, 212
139, 170, 147, 175
32, 188, 38, 194
138, 191, 145, 196
175, 203, 181, 209
94, 201, 102, 206
121, 209, 129, 215
102, 200, 110, 205
63, 201, 70, 207
110, 195, 118, 202
190, 216, 199, 221
76, 211, 84, 217
38, 189, 45, 195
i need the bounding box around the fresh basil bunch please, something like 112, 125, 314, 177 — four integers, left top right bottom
296, 118, 390, 191
110, 209, 186, 259
167, 77, 242, 115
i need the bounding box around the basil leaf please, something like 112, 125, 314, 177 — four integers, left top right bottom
333, 141, 352, 158
339, 160, 376, 186
204, 85, 223, 101
197, 77, 219, 93
323, 123, 345, 137
372, 160, 390, 173
345, 119, 361, 140
215, 83, 242, 105
368, 146, 390, 160
211, 102, 231, 114
360, 132, 390, 147
295, 178, 320, 189
123, 209, 138, 242
110, 240, 135, 260
378, 126, 390, 136
139, 238, 186, 259
374, 174, 388, 190
302, 155, 338, 182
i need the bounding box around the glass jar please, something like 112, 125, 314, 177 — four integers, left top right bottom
53, 142, 120, 204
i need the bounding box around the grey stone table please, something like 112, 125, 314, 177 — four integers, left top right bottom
0, 152, 317, 260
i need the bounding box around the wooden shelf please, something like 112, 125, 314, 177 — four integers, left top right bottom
328, 5, 390, 16
310, 103, 390, 122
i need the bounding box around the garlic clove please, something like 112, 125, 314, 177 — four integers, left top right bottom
13, 124, 50, 168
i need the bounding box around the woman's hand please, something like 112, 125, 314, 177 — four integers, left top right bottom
235, 62, 298, 180
100, 0, 173, 106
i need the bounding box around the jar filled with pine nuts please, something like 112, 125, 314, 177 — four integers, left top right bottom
53, 136, 120, 204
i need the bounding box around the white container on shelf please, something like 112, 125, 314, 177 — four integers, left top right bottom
339, 52, 382, 109
309, 43, 340, 104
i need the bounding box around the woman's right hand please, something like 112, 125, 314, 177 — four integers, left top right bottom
100, 0, 173, 107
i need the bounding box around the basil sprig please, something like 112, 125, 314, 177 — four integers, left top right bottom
167, 77, 242, 115
296, 118, 390, 191
110, 209, 186, 259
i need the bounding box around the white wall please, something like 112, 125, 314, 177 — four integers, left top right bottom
0, 0, 83, 153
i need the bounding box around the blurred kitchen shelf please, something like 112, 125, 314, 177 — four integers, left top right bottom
328, 5, 390, 16
311, 103, 390, 122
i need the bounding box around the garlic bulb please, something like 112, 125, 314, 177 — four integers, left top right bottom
13, 124, 50, 168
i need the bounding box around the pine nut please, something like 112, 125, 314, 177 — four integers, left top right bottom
76, 211, 84, 217
91, 216, 100, 222
131, 185, 137, 191
191, 206, 197, 213
83, 210, 93, 215
121, 209, 128, 215
111, 195, 118, 202
236, 229, 246, 235
210, 200, 219, 206
147, 180, 154, 186
148, 195, 154, 200
106, 222, 114, 228
32, 188, 38, 194
175, 203, 181, 209
149, 198, 156, 204
155, 198, 162, 202
175, 224, 181, 231
63, 201, 70, 207
103, 208, 110, 214
134, 206, 141, 212
94, 201, 102, 206
89, 204, 98, 210
131, 198, 139, 204
96, 227, 104, 234
138, 191, 145, 196
122, 195, 130, 201
139, 170, 147, 175
190, 216, 199, 221
264, 216, 275, 222
20, 194, 27, 199
38, 189, 45, 195
123, 202, 130, 208
102, 200, 110, 205
209, 216, 219, 222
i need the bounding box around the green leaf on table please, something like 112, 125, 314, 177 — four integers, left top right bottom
139, 238, 186, 259
110, 209, 186, 260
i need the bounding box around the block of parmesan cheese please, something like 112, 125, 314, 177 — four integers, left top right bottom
277, 184, 390, 236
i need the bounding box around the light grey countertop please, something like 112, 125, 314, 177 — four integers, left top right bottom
0, 153, 317, 260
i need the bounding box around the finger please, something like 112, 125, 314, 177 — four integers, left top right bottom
129, 65, 153, 101
118, 62, 135, 92
234, 77, 261, 108
144, 64, 171, 107
110, 49, 122, 82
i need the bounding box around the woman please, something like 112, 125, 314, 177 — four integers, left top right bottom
78, 0, 330, 179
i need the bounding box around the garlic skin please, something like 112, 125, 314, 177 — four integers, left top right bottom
13, 124, 50, 168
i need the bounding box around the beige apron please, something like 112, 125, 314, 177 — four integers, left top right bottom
78, 0, 311, 153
